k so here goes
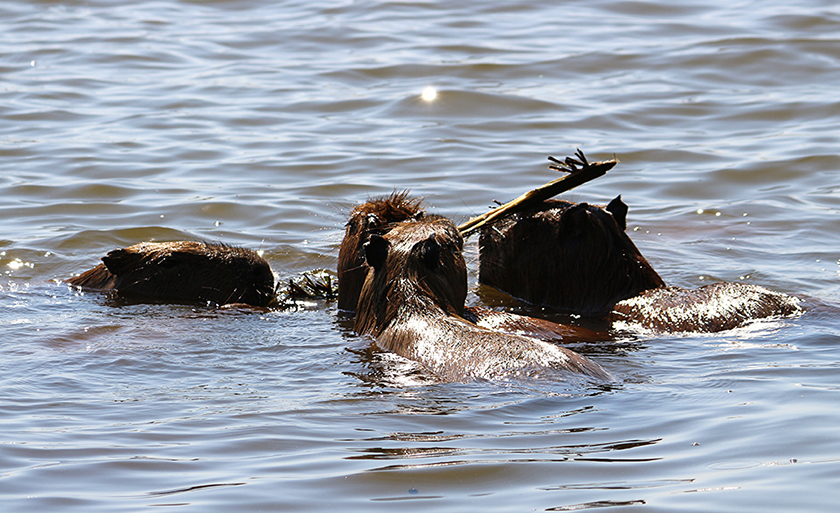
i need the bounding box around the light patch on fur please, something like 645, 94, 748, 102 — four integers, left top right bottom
614, 283, 802, 333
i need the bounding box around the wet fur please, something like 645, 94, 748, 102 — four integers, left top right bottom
612, 283, 800, 333
480, 197, 665, 316
337, 191, 424, 311
354, 215, 610, 382
479, 198, 801, 332
339, 193, 606, 343
67, 241, 275, 307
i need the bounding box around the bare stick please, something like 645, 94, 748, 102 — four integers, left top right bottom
457, 149, 617, 238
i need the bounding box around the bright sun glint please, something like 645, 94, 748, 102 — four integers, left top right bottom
421, 86, 437, 102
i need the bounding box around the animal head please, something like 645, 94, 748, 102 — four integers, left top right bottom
479, 196, 665, 315
355, 215, 467, 335
337, 191, 424, 311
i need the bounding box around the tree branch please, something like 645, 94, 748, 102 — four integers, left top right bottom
458, 149, 618, 238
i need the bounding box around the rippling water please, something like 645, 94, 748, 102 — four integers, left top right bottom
2, 0, 840, 511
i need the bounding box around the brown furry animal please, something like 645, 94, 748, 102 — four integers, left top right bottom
67, 241, 276, 307
338, 191, 423, 311
479, 197, 801, 332
611, 282, 801, 332
354, 215, 611, 381
338, 193, 606, 343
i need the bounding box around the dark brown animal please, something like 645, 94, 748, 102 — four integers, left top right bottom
354, 215, 611, 382
338, 191, 423, 312
67, 241, 276, 307
479, 197, 801, 332
338, 193, 606, 343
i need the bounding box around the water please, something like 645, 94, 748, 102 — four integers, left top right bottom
2, 0, 840, 511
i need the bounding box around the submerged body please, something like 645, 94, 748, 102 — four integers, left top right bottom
67, 241, 276, 307
612, 282, 800, 332
479, 197, 801, 333
354, 215, 610, 382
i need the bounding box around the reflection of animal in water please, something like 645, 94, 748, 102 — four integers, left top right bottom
479, 197, 801, 332
354, 214, 611, 382
67, 241, 276, 307
338, 193, 606, 343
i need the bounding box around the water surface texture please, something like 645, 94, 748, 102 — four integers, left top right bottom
2, 1, 840, 511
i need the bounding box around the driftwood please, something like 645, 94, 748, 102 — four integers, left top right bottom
457, 149, 618, 238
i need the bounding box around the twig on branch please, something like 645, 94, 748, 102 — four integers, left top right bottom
457, 149, 617, 238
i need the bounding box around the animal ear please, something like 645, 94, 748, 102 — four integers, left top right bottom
102, 248, 145, 275
363, 234, 389, 272
418, 236, 440, 270
606, 195, 628, 231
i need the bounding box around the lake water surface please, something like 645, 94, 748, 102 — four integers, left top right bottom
2, 1, 840, 511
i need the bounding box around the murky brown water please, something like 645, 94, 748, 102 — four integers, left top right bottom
2, 1, 840, 511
